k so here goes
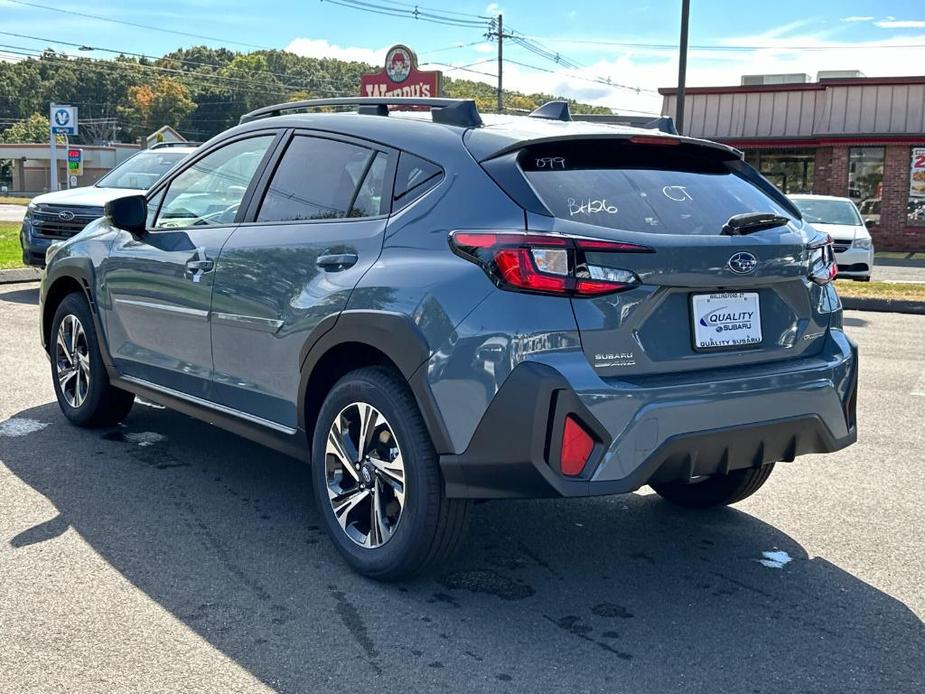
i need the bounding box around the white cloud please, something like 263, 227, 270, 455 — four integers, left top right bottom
875, 19, 925, 28
430, 25, 925, 115
841, 16, 875, 23
285, 38, 384, 66
485, 3, 502, 16
285, 21, 925, 117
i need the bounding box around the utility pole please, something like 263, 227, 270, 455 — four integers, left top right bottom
675, 0, 691, 134
49, 103, 58, 192
496, 13, 503, 113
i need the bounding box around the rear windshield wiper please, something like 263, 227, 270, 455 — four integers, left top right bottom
722, 212, 791, 236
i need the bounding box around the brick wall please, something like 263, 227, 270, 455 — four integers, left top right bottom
813, 148, 833, 195
869, 145, 925, 252
812, 144, 925, 252
829, 147, 850, 197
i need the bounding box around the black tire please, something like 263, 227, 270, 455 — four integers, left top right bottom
50, 292, 134, 428
650, 464, 775, 509
311, 366, 471, 580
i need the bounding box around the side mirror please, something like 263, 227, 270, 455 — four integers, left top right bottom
105, 195, 147, 236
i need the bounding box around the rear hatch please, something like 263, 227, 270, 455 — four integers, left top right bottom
486, 137, 835, 378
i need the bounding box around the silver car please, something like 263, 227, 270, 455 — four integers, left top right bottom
789, 194, 874, 281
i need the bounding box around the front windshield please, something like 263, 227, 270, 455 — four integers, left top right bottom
791, 198, 862, 226
96, 150, 190, 190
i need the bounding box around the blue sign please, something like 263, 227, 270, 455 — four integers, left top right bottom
50, 105, 78, 135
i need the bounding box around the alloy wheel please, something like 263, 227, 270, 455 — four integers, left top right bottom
324, 402, 406, 548
55, 314, 91, 409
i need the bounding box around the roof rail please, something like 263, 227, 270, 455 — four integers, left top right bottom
238, 97, 483, 128
528, 101, 572, 122
150, 141, 201, 149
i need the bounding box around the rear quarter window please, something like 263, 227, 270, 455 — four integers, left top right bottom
520, 141, 793, 235
393, 153, 443, 212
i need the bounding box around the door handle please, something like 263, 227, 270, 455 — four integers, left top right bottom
316, 253, 358, 271
186, 259, 214, 272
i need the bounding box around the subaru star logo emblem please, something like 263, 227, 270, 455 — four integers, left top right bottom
727, 251, 758, 274
57, 210, 76, 222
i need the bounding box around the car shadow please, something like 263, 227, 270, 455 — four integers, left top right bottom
2, 401, 922, 693
0, 286, 39, 305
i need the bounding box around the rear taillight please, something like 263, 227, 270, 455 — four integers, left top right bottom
561, 415, 594, 476
808, 235, 838, 285
449, 231, 651, 297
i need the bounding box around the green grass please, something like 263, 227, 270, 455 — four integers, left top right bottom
837, 280, 925, 302
0, 195, 30, 205
0, 221, 24, 269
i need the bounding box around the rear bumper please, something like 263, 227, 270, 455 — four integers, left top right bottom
441, 330, 858, 499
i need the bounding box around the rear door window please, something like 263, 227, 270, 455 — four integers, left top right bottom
257, 136, 386, 222
520, 141, 793, 235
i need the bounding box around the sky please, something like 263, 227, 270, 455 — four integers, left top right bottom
1, 0, 925, 114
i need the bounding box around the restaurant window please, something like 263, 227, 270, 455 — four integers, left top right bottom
909, 146, 925, 225
848, 147, 884, 225
744, 149, 815, 194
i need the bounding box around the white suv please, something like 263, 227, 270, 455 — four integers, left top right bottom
20, 143, 197, 266
789, 194, 873, 281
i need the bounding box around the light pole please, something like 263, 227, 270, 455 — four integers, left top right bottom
676, 0, 691, 134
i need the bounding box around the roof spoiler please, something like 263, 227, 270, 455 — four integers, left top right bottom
238, 97, 483, 128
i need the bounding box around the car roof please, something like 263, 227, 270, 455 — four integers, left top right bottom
226, 110, 737, 162
144, 146, 198, 154
788, 194, 856, 203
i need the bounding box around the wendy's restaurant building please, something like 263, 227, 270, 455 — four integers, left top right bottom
659, 72, 925, 252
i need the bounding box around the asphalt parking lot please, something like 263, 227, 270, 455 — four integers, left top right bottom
0, 283, 923, 693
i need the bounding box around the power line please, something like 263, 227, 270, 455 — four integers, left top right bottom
0, 30, 348, 91
4, 0, 277, 50
376, 0, 492, 20
319, 0, 490, 28
486, 19, 657, 97
516, 35, 925, 52
0, 45, 322, 99
424, 59, 496, 79
502, 58, 661, 97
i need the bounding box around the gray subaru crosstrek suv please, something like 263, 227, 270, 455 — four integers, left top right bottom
39, 98, 857, 580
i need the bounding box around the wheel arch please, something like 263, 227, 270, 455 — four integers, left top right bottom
299, 310, 453, 456
41, 265, 96, 354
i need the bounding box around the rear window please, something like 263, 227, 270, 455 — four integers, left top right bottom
790, 198, 862, 226
520, 141, 793, 235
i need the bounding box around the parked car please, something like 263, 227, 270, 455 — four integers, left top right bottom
788, 194, 874, 281
19, 143, 198, 267
39, 98, 858, 580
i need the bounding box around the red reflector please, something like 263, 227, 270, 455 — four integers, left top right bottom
629, 135, 680, 146
575, 279, 631, 296
561, 415, 594, 477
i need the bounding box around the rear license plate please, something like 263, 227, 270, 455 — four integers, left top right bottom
692, 292, 762, 350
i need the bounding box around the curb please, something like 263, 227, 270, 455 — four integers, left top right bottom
841, 296, 925, 315
874, 257, 925, 269
0, 267, 41, 285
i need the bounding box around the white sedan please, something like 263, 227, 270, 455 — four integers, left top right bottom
789, 194, 874, 282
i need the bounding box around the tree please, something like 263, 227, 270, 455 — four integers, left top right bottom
118, 77, 197, 140
0, 114, 54, 143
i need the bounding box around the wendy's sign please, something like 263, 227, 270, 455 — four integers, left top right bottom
360, 45, 443, 99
